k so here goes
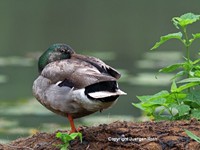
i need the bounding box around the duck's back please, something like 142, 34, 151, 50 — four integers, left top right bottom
41, 56, 119, 89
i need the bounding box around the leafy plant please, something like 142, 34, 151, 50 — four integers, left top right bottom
185, 129, 200, 143
56, 132, 82, 150
133, 12, 200, 120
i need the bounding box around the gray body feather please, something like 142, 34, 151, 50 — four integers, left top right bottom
32, 56, 125, 119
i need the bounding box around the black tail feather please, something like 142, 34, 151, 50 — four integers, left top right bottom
85, 81, 119, 102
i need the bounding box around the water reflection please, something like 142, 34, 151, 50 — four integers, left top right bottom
0, 75, 7, 83
129, 73, 174, 86
83, 51, 117, 61
137, 51, 182, 69
0, 56, 33, 67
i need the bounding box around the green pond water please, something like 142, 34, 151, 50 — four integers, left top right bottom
0, 0, 200, 142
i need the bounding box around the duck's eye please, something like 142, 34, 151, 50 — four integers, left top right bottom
59, 49, 67, 53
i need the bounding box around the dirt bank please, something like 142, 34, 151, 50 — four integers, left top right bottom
1, 119, 200, 150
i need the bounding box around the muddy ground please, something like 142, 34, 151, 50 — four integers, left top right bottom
1, 119, 200, 150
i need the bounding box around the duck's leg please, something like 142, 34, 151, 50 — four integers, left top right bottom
67, 114, 77, 133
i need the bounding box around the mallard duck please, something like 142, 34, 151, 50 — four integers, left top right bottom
32, 44, 126, 133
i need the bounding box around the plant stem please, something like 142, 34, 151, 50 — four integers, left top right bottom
182, 26, 191, 92
165, 106, 174, 119
175, 93, 180, 105
182, 27, 190, 61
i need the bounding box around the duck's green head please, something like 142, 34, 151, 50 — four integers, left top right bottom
38, 43, 75, 73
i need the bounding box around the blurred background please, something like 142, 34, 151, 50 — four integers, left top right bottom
0, 0, 200, 142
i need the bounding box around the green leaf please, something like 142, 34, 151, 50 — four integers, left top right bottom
182, 61, 193, 71
194, 65, 200, 70
132, 103, 144, 110
56, 132, 62, 138
133, 91, 170, 118
142, 98, 166, 107
57, 133, 72, 143
70, 133, 79, 140
56, 132, 70, 143
191, 109, 200, 119
159, 63, 183, 73
136, 90, 169, 102
172, 13, 200, 29
170, 80, 177, 92
151, 32, 183, 50
176, 82, 199, 92
56, 132, 82, 150
175, 93, 187, 99
189, 33, 200, 45
194, 70, 200, 77
178, 78, 200, 83
147, 90, 169, 100
185, 129, 200, 143
193, 58, 200, 65
154, 112, 173, 121
133, 103, 156, 116
61, 145, 68, 150
172, 71, 185, 80
70, 132, 82, 143
186, 91, 200, 106
192, 33, 200, 39
166, 93, 186, 104
136, 95, 152, 103
175, 104, 190, 116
